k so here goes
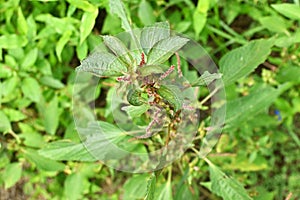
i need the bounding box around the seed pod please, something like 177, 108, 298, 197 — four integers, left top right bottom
127, 88, 147, 106
157, 85, 183, 111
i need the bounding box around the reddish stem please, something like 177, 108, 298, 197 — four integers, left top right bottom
139, 52, 146, 66
159, 65, 175, 80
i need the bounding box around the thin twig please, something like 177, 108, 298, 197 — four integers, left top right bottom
199, 86, 220, 106
285, 192, 293, 200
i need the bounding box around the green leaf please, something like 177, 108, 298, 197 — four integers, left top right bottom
36, 59, 52, 75
3, 108, 27, 122
102, 35, 134, 67
138, 0, 156, 26
24, 149, 65, 171
26, 15, 37, 40
174, 184, 194, 200
219, 38, 274, 85
17, 7, 28, 35
38, 140, 96, 161
78, 121, 137, 159
276, 65, 300, 84
1, 76, 19, 98
138, 65, 165, 76
21, 77, 42, 103
207, 160, 253, 200
0, 64, 12, 78
140, 22, 170, 55
193, 0, 209, 37
80, 9, 98, 44
56, 30, 72, 61
147, 36, 189, 65
123, 174, 149, 200
156, 181, 173, 200
110, 0, 132, 33
64, 173, 85, 200
20, 131, 45, 148
122, 104, 150, 119
191, 71, 223, 86
193, 11, 207, 39
144, 173, 157, 200
109, 0, 141, 52
225, 85, 284, 129
274, 31, 300, 47
157, 85, 183, 111
42, 96, 60, 135
40, 76, 65, 89
76, 51, 127, 77
259, 16, 288, 33
0, 34, 28, 49
21, 48, 39, 70
35, 14, 75, 35
271, 3, 300, 20
76, 40, 88, 60
41, 121, 139, 162
66, 0, 96, 12
0, 111, 12, 133
2, 163, 22, 189
126, 88, 147, 106
175, 21, 191, 33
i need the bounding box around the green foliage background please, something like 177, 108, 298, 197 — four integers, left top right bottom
0, 0, 299, 199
